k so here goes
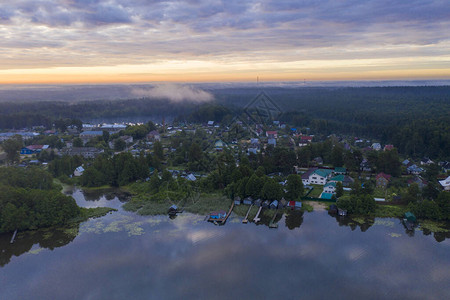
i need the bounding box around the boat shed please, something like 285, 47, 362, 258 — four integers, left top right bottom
338, 208, 347, 216
243, 197, 253, 205
270, 200, 278, 209
404, 212, 416, 223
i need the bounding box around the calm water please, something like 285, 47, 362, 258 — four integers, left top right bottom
1, 188, 450, 300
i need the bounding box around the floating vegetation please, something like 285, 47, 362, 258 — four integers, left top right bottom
124, 223, 145, 236
374, 220, 395, 228
389, 233, 401, 238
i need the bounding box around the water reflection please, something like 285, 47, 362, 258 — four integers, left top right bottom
0, 225, 78, 267
284, 210, 304, 230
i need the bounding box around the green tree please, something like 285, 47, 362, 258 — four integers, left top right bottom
261, 178, 283, 200
102, 130, 110, 142
285, 174, 304, 201
2, 135, 22, 164
336, 181, 344, 198
73, 137, 83, 147
114, 138, 126, 151
153, 141, 164, 160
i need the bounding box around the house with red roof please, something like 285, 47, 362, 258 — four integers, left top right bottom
376, 172, 392, 188
266, 131, 278, 139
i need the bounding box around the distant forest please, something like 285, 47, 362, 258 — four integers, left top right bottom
0, 86, 449, 160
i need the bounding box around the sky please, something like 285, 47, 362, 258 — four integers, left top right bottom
0, 0, 449, 84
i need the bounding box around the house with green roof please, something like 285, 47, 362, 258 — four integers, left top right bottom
334, 167, 347, 175
308, 169, 332, 185
323, 182, 337, 194
329, 174, 355, 187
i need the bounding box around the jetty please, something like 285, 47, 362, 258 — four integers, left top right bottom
208, 202, 235, 225
242, 204, 253, 223
269, 210, 279, 228
10, 229, 17, 244
253, 206, 263, 223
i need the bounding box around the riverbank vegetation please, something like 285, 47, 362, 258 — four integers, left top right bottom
0, 167, 117, 234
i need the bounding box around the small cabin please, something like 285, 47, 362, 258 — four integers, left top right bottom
210, 210, 227, 220
338, 208, 347, 216
288, 201, 302, 210
270, 200, 278, 209
262, 200, 270, 208
404, 212, 416, 223
243, 197, 253, 205
234, 196, 242, 206
168, 205, 178, 215
254, 199, 262, 207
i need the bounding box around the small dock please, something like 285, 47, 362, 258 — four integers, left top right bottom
208, 202, 235, 225
253, 207, 263, 223
242, 204, 253, 223
10, 229, 18, 244
269, 210, 279, 228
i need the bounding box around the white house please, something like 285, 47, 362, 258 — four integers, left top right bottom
308, 169, 332, 185
74, 166, 85, 177
439, 176, 450, 191
323, 182, 337, 194
371, 143, 382, 151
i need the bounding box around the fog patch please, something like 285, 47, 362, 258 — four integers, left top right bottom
131, 84, 214, 103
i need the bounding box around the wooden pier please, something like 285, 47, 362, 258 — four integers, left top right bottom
222, 202, 235, 224
269, 210, 279, 228
208, 202, 235, 225
10, 229, 18, 244
253, 207, 263, 223
242, 204, 253, 223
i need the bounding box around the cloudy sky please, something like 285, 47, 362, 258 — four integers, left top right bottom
0, 0, 449, 83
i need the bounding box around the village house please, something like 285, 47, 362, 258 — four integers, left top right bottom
298, 135, 313, 147
99, 123, 127, 133
323, 182, 337, 194
371, 143, 382, 151
408, 176, 428, 189
147, 130, 161, 142
60, 147, 104, 159
407, 164, 424, 175
80, 131, 103, 144
420, 157, 434, 165
266, 131, 278, 139
329, 174, 354, 187
20, 145, 49, 155
0, 132, 39, 141
74, 166, 85, 177
383, 144, 394, 151
303, 168, 332, 185
376, 172, 391, 188
439, 176, 450, 191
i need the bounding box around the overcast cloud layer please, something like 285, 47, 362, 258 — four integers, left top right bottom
0, 0, 449, 80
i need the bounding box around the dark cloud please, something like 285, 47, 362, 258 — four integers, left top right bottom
0, 0, 448, 71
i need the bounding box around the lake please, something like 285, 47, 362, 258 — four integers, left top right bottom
1, 188, 449, 300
